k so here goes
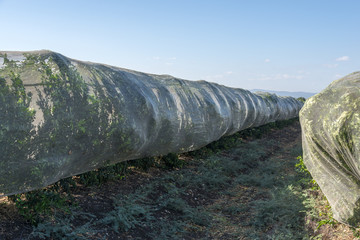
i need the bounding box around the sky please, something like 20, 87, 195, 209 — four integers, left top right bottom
0, 0, 359, 93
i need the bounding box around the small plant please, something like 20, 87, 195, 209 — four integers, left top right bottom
99, 196, 154, 232
78, 162, 127, 186
130, 157, 156, 171
295, 156, 308, 173
295, 155, 320, 190
161, 153, 184, 169
30, 210, 97, 240
8, 190, 70, 225
317, 216, 336, 229
352, 227, 360, 238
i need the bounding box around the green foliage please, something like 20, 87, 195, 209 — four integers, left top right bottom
239, 118, 299, 139
295, 155, 309, 174
99, 177, 213, 238
78, 162, 128, 186
251, 186, 306, 229
99, 195, 154, 232
262, 93, 278, 103
1, 55, 137, 194
317, 217, 336, 229
23, 55, 137, 189
1, 53, 17, 68
185, 118, 297, 160
8, 190, 69, 225
352, 228, 360, 238
8, 162, 128, 226
297, 97, 306, 103
0, 73, 36, 192
206, 134, 239, 152
130, 157, 157, 171
161, 152, 184, 169
295, 155, 320, 191
30, 210, 97, 240
227, 140, 318, 239
57, 177, 77, 192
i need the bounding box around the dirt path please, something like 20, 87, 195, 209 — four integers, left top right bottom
0, 120, 357, 239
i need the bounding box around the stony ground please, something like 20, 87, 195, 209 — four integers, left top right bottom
0, 120, 359, 239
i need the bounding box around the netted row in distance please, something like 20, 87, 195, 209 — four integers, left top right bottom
0, 50, 303, 196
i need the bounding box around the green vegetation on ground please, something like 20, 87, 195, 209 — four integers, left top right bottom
4, 118, 357, 239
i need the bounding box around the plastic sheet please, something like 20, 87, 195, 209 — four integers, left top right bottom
300, 72, 360, 226
0, 50, 303, 196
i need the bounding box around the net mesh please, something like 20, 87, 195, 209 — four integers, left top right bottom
300, 71, 360, 226
0, 50, 303, 196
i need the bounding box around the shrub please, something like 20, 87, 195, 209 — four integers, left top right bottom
8, 190, 69, 225
161, 153, 184, 169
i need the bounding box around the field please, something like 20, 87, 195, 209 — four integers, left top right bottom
0, 119, 359, 239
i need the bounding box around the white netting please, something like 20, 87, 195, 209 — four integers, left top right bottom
300, 72, 360, 226
0, 50, 303, 196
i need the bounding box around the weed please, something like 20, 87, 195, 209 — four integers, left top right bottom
99, 195, 154, 232
317, 217, 336, 229
161, 152, 184, 169
78, 161, 127, 186
8, 190, 70, 225
221, 204, 248, 216
295, 155, 309, 175
250, 185, 306, 230
130, 157, 157, 171
183, 207, 212, 227
147, 220, 188, 240
30, 209, 97, 240
352, 228, 360, 238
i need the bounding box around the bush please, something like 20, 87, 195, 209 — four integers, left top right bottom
9, 190, 69, 225
161, 153, 184, 169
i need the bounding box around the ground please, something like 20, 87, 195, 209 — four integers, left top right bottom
0, 120, 359, 239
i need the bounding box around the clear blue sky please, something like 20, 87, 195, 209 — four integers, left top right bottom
1, 0, 359, 92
